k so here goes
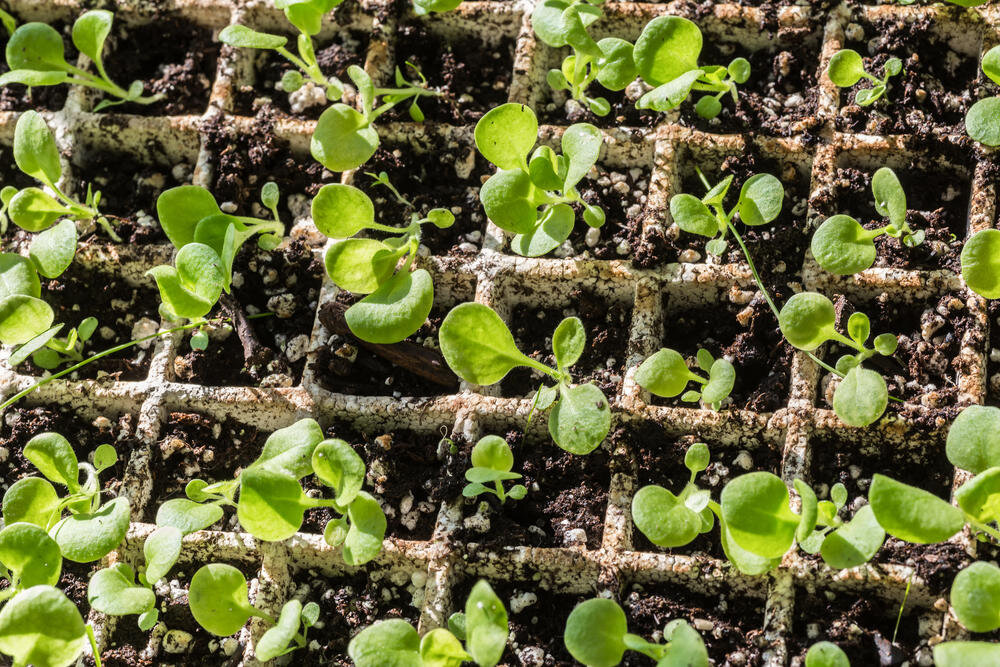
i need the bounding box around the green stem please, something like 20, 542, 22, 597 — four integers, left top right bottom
86, 624, 103, 667
970, 518, 1000, 543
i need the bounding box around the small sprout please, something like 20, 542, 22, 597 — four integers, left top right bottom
0, 252, 54, 347
950, 561, 1000, 633
633, 16, 750, 119
966, 45, 1000, 146
826, 49, 902, 106
439, 303, 611, 455
0, 585, 89, 667
960, 228, 1000, 299
806, 641, 850, 667
463, 435, 527, 504
9, 316, 98, 370
631, 442, 715, 549
0, 11, 165, 111
563, 597, 708, 667
313, 182, 453, 344
635, 347, 735, 410
811, 167, 921, 275
475, 103, 605, 257
669, 168, 784, 257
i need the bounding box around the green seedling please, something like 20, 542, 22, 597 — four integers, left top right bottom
0, 10, 165, 111
826, 49, 902, 106
635, 347, 735, 410
532, 0, 636, 116
349, 580, 508, 667
961, 228, 1000, 299
949, 561, 1000, 633
0, 10, 15, 37
462, 435, 526, 504
0, 253, 55, 348
311, 64, 439, 172
778, 292, 898, 427
8, 316, 98, 370
148, 184, 284, 328
633, 16, 750, 119
0, 585, 95, 667
2, 432, 128, 564
2, 111, 116, 242
314, 181, 454, 344
811, 167, 922, 275
439, 303, 611, 455
155, 418, 386, 566
669, 168, 784, 257
631, 442, 716, 550
475, 103, 605, 257
563, 597, 708, 667
220, 0, 347, 104
87, 526, 182, 631
189, 563, 320, 661
806, 641, 850, 667
966, 45, 1000, 146
935, 640, 1000, 667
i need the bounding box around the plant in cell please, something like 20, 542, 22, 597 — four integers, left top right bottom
0, 253, 55, 348
563, 597, 708, 667
778, 292, 898, 427
826, 49, 902, 107
966, 45, 1000, 146
0, 584, 97, 667
438, 302, 611, 455
806, 641, 850, 667
0, 10, 165, 111
668, 168, 784, 257
188, 563, 320, 661
310, 64, 440, 172
635, 348, 735, 410
313, 181, 454, 344
531, 0, 636, 116
810, 167, 923, 275
219, 0, 347, 105
462, 435, 527, 504
932, 560, 1000, 663
155, 418, 386, 565
632, 16, 750, 120
349, 579, 508, 667
961, 227, 1000, 299
2, 110, 117, 242
8, 316, 98, 371
474, 103, 605, 257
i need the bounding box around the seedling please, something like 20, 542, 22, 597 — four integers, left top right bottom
220, 0, 347, 104
961, 228, 1000, 298
463, 435, 527, 504
669, 168, 784, 257
563, 597, 708, 667
148, 184, 284, 327
0, 253, 55, 348
311, 64, 439, 172
439, 302, 611, 455
826, 49, 902, 106
155, 418, 386, 566
2, 432, 128, 564
631, 442, 716, 550
475, 103, 605, 257
0, 10, 165, 111
778, 292, 898, 427
811, 167, 923, 275
967, 45, 1000, 146
87, 526, 182, 631
635, 348, 735, 410
0, 585, 95, 667
935, 640, 1000, 667
532, 0, 636, 116
349, 580, 508, 667
2, 111, 116, 242
313, 181, 454, 344
806, 642, 850, 667
633, 16, 750, 119
189, 563, 320, 661
8, 316, 98, 370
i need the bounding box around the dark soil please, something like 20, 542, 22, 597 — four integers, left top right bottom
101, 16, 219, 116
0, 18, 72, 112
498, 289, 630, 399
232, 30, 369, 120
14, 265, 159, 381
622, 579, 768, 666
835, 17, 985, 136
571, 165, 651, 260
539, 78, 661, 129
811, 164, 969, 272
787, 585, 926, 665
289, 568, 421, 667
99, 617, 155, 667
171, 241, 322, 388
353, 137, 490, 256
655, 295, 793, 412
453, 430, 610, 550
385, 23, 515, 125
0, 404, 135, 499
987, 300, 1000, 407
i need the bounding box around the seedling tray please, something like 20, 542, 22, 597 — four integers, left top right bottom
1, 0, 998, 664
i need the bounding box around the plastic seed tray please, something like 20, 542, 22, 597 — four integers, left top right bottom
0, 0, 998, 664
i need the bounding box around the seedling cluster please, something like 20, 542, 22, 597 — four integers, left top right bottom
826, 49, 902, 107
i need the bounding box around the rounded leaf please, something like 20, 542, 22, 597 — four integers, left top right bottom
511, 201, 573, 257
49, 496, 131, 563
480, 169, 541, 236
312, 439, 365, 506
14, 110, 61, 185
23, 431, 78, 489
827, 49, 865, 88
0, 253, 42, 300
811, 215, 876, 275
0, 586, 86, 667
552, 316, 585, 369
951, 561, 1000, 632
563, 598, 627, 667
88, 563, 155, 616
465, 580, 508, 667
549, 383, 610, 455
832, 366, 888, 427
596, 37, 637, 91
561, 123, 602, 191
947, 405, 1000, 474
632, 484, 701, 548
256, 599, 303, 661
311, 183, 375, 239
871, 167, 906, 227
819, 504, 885, 569
237, 468, 308, 541
806, 641, 850, 667
869, 474, 964, 544
471, 435, 514, 473
778, 292, 836, 352
966, 96, 1000, 147
311, 104, 379, 172
29, 219, 77, 279
720, 471, 798, 559
343, 491, 387, 566
8, 187, 69, 232
439, 303, 534, 386
189, 563, 257, 636
71, 10, 112, 66
156, 185, 224, 249
345, 267, 434, 344
633, 16, 702, 87
474, 103, 538, 170
961, 228, 1000, 298
935, 642, 1000, 667
636, 348, 695, 397
670, 194, 717, 238
144, 525, 183, 584
0, 294, 54, 345
738, 173, 784, 226
324, 238, 393, 294
6, 23, 68, 71
0, 522, 62, 588
349, 619, 421, 667
155, 498, 223, 535
219, 24, 288, 49
2, 477, 59, 528
702, 358, 735, 406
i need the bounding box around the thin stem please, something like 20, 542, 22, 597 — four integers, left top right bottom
86, 624, 103, 667
970, 518, 1000, 544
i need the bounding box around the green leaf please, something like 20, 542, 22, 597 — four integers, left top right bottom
632, 484, 701, 548
348, 619, 421, 667
147, 243, 225, 321
470, 435, 514, 473
935, 642, 1000, 667
189, 564, 259, 636
71, 10, 112, 70
719, 515, 781, 575
869, 474, 964, 544
670, 194, 717, 238
702, 359, 735, 406
659, 619, 709, 666
956, 467, 1000, 523
961, 228, 1000, 298
155, 498, 223, 535
311, 104, 378, 172
982, 45, 1000, 86
947, 405, 1000, 474
512, 202, 573, 257
343, 491, 386, 566
24, 432, 79, 490
636, 69, 704, 112
0, 585, 86, 667
465, 580, 508, 667
481, 169, 542, 236
805, 641, 850, 667
794, 479, 818, 542
324, 238, 394, 294
695, 95, 722, 120
9, 325, 62, 367
251, 418, 324, 479
636, 348, 698, 397
549, 383, 610, 455
14, 110, 61, 185
827, 49, 866, 88
0, 69, 68, 87
49, 496, 131, 563
561, 123, 602, 191
312, 439, 365, 506
6, 22, 69, 72
156, 186, 224, 249
0, 522, 62, 588
29, 219, 77, 279
439, 303, 538, 385
312, 184, 375, 239
564, 598, 627, 667
345, 268, 434, 344
967, 96, 1000, 146
88, 563, 155, 617
0, 294, 54, 345
778, 292, 836, 352
2, 478, 59, 528
256, 599, 302, 661
8, 188, 71, 232
144, 526, 183, 584
820, 504, 884, 569
419, 628, 469, 667
738, 174, 783, 226
474, 103, 538, 171
811, 215, 877, 275
552, 316, 585, 370
237, 468, 308, 541
633, 16, 702, 87
0, 253, 41, 299
92, 444, 116, 473
596, 38, 636, 91
720, 472, 798, 559
833, 366, 887, 427
951, 561, 1000, 632
871, 167, 906, 228
218, 24, 288, 49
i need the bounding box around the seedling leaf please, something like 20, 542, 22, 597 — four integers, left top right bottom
869, 474, 964, 544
